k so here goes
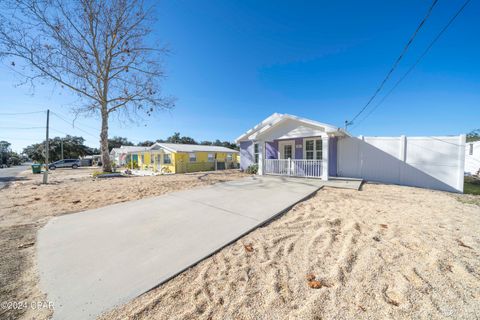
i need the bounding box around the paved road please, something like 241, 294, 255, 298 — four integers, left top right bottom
0, 164, 30, 189
37, 176, 326, 320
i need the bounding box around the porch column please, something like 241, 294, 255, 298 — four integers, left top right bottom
322, 136, 329, 180
257, 140, 265, 175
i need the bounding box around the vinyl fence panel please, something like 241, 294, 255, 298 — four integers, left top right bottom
337, 135, 465, 193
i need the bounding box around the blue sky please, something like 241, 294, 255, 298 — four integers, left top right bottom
0, 0, 479, 152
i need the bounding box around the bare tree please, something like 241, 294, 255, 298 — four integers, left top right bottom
0, 0, 174, 172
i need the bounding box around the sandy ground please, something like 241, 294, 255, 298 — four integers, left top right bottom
98, 183, 480, 320
0, 168, 248, 320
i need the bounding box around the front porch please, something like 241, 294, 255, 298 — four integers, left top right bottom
258, 135, 335, 180
237, 113, 346, 180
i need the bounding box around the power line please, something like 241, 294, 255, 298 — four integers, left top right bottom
0, 126, 45, 130
347, 0, 439, 127
352, 0, 471, 130
50, 111, 99, 138
0, 136, 41, 141
0, 111, 46, 115
51, 111, 100, 131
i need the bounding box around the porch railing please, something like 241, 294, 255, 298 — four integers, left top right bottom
264, 159, 323, 178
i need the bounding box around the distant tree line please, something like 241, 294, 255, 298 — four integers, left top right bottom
23, 136, 99, 163
467, 129, 480, 142
108, 132, 238, 151
20, 132, 238, 164
0, 140, 23, 166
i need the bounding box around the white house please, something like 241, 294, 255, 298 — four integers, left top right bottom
236, 113, 346, 180
465, 141, 480, 176
110, 146, 150, 166
237, 113, 466, 193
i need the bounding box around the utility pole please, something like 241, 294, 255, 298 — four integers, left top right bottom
42, 109, 50, 184
61, 138, 64, 160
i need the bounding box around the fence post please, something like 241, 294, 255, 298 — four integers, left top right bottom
288, 158, 291, 176
457, 134, 466, 193
399, 135, 407, 184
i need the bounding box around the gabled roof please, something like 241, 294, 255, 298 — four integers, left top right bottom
151, 143, 238, 153
110, 146, 150, 155
236, 113, 346, 142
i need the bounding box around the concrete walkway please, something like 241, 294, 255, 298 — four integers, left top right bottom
37, 176, 329, 319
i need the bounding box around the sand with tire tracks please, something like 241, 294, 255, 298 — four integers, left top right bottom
100, 183, 480, 320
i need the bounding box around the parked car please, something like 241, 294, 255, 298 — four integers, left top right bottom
48, 159, 81, 170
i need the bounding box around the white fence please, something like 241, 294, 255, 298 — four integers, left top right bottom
465, 141, 480, 175
264, 159, 323, 178
337, 135, 466, 193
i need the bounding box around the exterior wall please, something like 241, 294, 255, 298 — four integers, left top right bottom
328, 137, 337, 176
465, 141, 480, 175
294, 138, 303, 159
240, 141, 255, 170
174, 151, 238, 173
266, 141, 278, 159
268, 138, 303, 159
158, 152, 176, 174
337, 135, 466, 193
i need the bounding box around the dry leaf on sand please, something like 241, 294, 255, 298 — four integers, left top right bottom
244, 244, 254, 252
308, 280, 322, 289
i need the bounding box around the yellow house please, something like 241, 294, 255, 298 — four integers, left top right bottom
126, 143, 239, 174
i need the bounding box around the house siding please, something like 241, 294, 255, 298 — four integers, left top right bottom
294, 138, 303, 159
266, 141, 278, 159
240, 141, 255, 170
329, 137, 338, 176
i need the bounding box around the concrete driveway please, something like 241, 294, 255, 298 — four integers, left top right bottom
37, 176, 325, 319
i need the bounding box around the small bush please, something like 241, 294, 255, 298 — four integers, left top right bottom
126, 160, 139, 169
92, 171, 111, 178
245, 164, 258, 174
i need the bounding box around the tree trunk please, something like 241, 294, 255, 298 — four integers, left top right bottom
100, 107, 112, 172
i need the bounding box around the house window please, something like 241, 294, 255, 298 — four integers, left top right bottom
164, 154, 171, 164
141, 154, 144, 164
208, 153, 215, 162
189, 153, 196, 162
284, 145, 293, 159
316, 140, 322, 160
470, 143, 474, 156
254, 143, 259, 163
150, 153, 155, 164
305, 139, 322, 160
226, 153, 233, 161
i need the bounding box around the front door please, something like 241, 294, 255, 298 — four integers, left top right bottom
279, 140, 295, 159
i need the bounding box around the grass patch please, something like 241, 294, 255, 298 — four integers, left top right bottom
92, 171, 120, 178
464, 176, 480, 195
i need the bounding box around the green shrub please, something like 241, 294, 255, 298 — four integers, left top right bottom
92, 171, 111, 178
245, 164, 258, 174
126, 160, 139, 169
